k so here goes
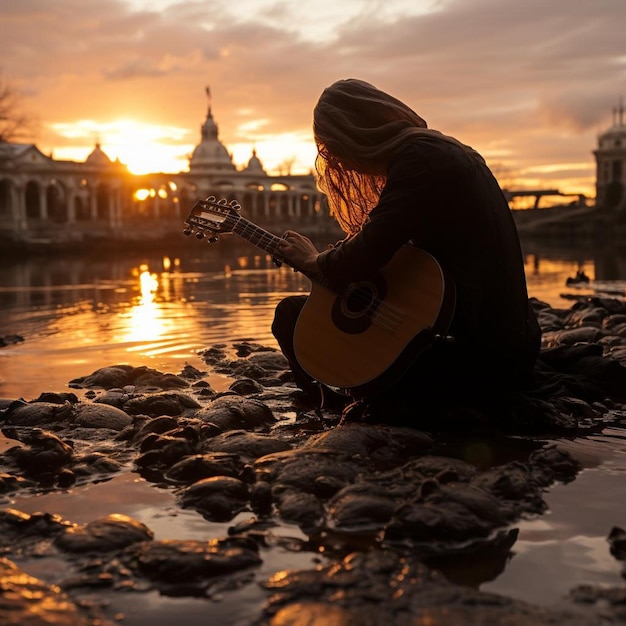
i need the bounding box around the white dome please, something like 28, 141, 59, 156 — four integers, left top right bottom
189, 107, 235, 171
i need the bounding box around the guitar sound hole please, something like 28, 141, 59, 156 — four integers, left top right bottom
332, 279, 385, 335
343, 284, 375, 316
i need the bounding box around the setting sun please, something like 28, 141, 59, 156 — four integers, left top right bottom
49, 119, 195, 174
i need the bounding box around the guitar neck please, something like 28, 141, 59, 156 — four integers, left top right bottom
229, 214, 298, 271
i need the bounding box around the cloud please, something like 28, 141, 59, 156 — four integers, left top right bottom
1, 0, 624, 193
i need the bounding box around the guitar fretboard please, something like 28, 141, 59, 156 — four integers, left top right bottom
231, 215, 282, 257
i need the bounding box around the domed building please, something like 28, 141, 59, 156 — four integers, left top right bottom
188, 104, 236, 173
177, 88, 327, 229
0, 86, 332, 245
594, 101, 626, 209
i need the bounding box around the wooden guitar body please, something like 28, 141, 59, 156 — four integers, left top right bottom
293, 246, 455, 397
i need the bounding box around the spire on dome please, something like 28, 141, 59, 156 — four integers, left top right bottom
189, 85, 236, 172
611, 97, 624, 126
205, 85, 212, 116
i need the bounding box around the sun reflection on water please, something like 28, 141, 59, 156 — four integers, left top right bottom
119, 266, 165, 343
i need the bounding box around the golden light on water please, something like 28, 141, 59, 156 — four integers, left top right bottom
119, 267, 165, 344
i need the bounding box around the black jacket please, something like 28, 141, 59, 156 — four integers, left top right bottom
316, 136, 541, 391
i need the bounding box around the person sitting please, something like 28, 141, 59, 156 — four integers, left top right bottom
272, 78, 541, 422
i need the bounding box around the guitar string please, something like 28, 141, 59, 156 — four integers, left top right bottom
207, 214, 405, 332
199, 209, 406, 332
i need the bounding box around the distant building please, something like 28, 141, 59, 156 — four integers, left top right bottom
175, 91, 328, 229
0, 89, 332, 245
594, 100, 626, 210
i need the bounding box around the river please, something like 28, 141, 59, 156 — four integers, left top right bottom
0, 235, 625, 623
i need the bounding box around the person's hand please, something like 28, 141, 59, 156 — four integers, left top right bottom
279, 230, 320, 276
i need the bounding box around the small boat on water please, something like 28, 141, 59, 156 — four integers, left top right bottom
565, 270, 591, 286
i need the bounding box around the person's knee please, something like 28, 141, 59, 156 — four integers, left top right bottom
272, 296, 307, 340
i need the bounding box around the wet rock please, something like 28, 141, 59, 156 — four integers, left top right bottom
564, 305, 607, 328
123, 391, 201, 416
178, 364, 208, 380
55, 513, 154, 553
471, 461, 547, 515
225, 351, 290, 386
69, 364, 190, 390
2, 400, 73, 426
0, 509, 71, 553
199, 345, 227, 366
233, 341, 277, 357
548, 327, 606, 346
529, 444, 581, 485
384, 481, 512, 544
254, 448, 362, 495
203, 430, 292, 459
608, 526, 626, 560
132, 415, 180, 440
93, 387, 133, 408
4, 429, 74, 476
32, 391, 80, 404
259, 549, 596, 626
72, 402, 133, 430
179, 476, 251, 521
229, 378, 264, 395
305, 422, 433, 465
328, 483, 397, 530
71, 452, 124, 478
193, 395, 275, 430
164, 452, 244, 484
273, 489, 325, 529
119, 536, 262, 592
0, 557, 108, 626
403, 455, 479, 481
0, 472, 34, 493
135, 434, 195, 469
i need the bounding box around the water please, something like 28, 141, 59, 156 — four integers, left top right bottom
0, 236, 625, 620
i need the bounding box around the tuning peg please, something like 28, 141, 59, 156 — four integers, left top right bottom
207, 195, 216, 202
207, 235, 219, 244
230, 200, 241, 211
195, 232, 205, 239
183, 228, 192, 236
217, 198, 227, 205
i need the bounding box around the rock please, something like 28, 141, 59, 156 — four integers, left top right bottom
72, 402, 133, 430
254, 448, 362, 494
119, 536, 262, 586
305, 422, 433, 464
273, 489, 325, 529
193, 395, 275, 430
55, 514, 154, 552
179, 476, 251, 521
2, 400, 73, 426
0, 557, 107, 625
165, 453, 244, 484
608, 526, 626, 560
203, 430, 292, 459
123, 391, 201, 416
69, 365, 189, 390
259, 550, 596, 626
5, 429, 74, 476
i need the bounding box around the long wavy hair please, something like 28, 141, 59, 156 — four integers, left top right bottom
313, 78, 484, 234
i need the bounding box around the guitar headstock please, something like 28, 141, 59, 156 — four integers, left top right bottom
183, 196, 241, 242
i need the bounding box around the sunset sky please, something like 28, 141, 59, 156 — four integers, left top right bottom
2, 0, 625, 200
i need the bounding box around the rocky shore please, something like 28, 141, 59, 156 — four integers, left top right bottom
1, 297, 626, 625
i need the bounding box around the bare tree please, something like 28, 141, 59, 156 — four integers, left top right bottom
0, 73, 33, 143
277, 156, 297, 176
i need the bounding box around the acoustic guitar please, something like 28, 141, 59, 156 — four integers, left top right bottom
184, 196, 455, 397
